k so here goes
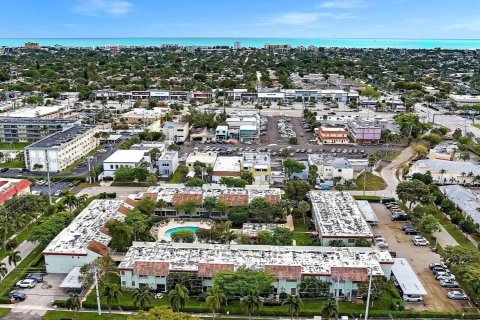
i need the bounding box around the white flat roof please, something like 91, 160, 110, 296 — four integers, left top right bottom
213, 156, 242, 172
60, 267, 84, 289
104, 149, 148, 164
356, 200, 378, 223
186, 152, 218, 165
7, 105, 64, 118
309, 191, 373, 238
391, 258, 428, 296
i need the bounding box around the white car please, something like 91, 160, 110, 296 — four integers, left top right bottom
448, 290, 468, 300
16, 279, 36, 289
436, 273, 456, 281
412, 236, 430, 246
403, 294, 423, 302
374, 237, 389, 249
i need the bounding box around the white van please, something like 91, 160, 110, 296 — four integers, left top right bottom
403, 294, 423, 302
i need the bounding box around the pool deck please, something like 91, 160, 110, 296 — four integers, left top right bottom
155, 219, 213, 242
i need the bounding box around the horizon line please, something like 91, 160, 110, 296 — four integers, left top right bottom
1, 37, 480, 41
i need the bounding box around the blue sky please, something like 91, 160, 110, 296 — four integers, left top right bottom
2, 0, 480, 38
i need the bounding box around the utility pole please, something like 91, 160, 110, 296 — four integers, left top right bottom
44, 150, 52, 205
93, 269, 102, 315
364, 267, 373, 320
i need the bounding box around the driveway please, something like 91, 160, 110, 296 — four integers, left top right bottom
371, 203, 471, 312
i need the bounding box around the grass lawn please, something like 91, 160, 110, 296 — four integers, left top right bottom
432, 211, 477, 250
352, 173, 387, 191
169, 168, 186, 183
293, 217, 313, 245
43, 311, 129, 320
0, 161, 24, 168
383, 151, 400, 161
0, 142, 29, 150
0, 308, 10, 318
474, 124, 480, 130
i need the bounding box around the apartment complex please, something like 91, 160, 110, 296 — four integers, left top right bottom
317, 127, 350, 144
309, 191, 373, 246
409, 159, 480, 184
24, 125, 99, 172
119, 242, 393, 297
0, 118, 76, 142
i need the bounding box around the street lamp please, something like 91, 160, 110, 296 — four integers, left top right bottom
364, 267, 373, 320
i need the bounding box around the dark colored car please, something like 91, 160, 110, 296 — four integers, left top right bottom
404, 227, 419, 235
8, 291, 26, 301
26, 273, 43, 283
402, 223, 414, 231
392, 214, 411, 221
388, 250, 397, 258
0, 168, 9, 172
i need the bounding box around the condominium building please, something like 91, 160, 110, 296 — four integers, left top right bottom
0, 118, 77, 142
24, 125, 99, 172
409, 159, 480, 184
309, 191, 373, 246
119, 242, 393, 297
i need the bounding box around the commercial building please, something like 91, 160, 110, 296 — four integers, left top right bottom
102, 149, 150, 178
440, 185, 480, 232
308, 154, 354, 182
449, 94, 480, 106
25, 42, 40, 49
6, 105, 69, 119
127, 183, 282, 218
346, 119, 382, 145
428, 141, 458, 161
186, 151, 218, 172
43, 199, 127, 274
0, 118, 77, 142
24, 125, 99, 172
119, 242, 393, 297
242, 152, 271, 185
157, 151, 179, 178
409, 159, 480, 184
264, 44, 292, 52
309, 191, 373, 246
162, 122, 189, 143
0, 178, 32, 204
318, 127, 350, 144
215, 125, 229, 141
121, 108, 167, 125
211, 156, 242, 183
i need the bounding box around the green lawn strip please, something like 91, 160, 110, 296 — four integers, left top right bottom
473, 124, 480, 130
293, 232, 312, 246
383, 151, 400, 161
0, 308, 10, 318
432, 212, 477, 249
43, 311, 129, 320
351, 173, 387, 191
168, 168, 185, 183
0, 223, 37, 259
0, 142, 29, 150
0, 161, 24, 169
293, 218, 311, 232
0, 243, 45, 297
61, 145, 103, 174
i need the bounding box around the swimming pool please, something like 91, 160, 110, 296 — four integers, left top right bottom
164, 226, 200, 237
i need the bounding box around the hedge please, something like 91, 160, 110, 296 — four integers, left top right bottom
353, 195, 382, 202
0, 297, 12, 304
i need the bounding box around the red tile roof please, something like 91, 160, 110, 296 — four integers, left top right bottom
87, 240, 110, 256
134, 261, 170, 276
265, 265, 302, 280
218, 194, 248, 207
118, 205, 131, 215
0, 179, 32, 204
125, 198, 138, 207
143, 192, 158, 201
197, 263, 234, 278
264, 195, 281, 205
172, 193, 203, 206
330, 267, 368, 282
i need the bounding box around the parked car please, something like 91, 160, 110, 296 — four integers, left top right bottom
374, 237, 389, 249
402, 294, 423, 302
447, 291, 469, 300
16, 279, 36, 288
392, 214, 411, 221
429, 262, 448, 270
440, 280, 460, 288
388, 250, 397, 258
26, 273, 43, 283
412, 236, 430, 246
404, 227, 419, 235
436, 273, 456, 281
432, 266, 451, 275
53, 190, 63, 197
402, 223, 414, 231
0, 168, 8, 173
8, 291, 26, 301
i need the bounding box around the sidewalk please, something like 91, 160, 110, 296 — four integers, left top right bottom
1, 241, 38, 276
433, 225, 459, 248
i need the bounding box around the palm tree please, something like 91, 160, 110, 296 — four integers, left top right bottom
0, 262, 7, 280
63, 192, 79, 210
461, 171, 466, 184
206, 285, 226, 319
100, 97, 108, 112
320, 298, 338, 319
439, 169, 446, 185
132, 286, 154, 310
168, 284, 189, 312
282, 294, 303, 320
7, 250, 21, 267
65, 292, 81, 319
221, 230, 237, 244
297, 200, 311, 226
12, 213, 29, 232
241, 290, 262, 320
104, 283, 121, 316
157, 199, 167, 215
117, 95, 125, 112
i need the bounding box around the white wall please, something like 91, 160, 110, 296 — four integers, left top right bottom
45, 251, 100, 274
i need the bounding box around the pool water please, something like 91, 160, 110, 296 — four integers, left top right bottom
164, 226, 200, 237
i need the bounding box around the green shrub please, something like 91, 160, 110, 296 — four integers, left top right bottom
353, 195, 382, 202
0, 297, 12, 304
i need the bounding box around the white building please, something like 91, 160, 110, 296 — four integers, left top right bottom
409, 159, 480, 184
309, 191, 373, 246
186, 151, 218, 172
440, 185, 480, 231
24, 125, 99, 172
119, 242, 393, 297
428, 141, 458, 161
103, 149, 150, 178
308, 154, 354, 182
211, 156, 242, 183
157, 150, 179, 178
449, 94, 480, 106
43, 199, 128, 274
163, 122, 189, 143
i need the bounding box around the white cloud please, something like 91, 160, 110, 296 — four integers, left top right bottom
73, 0, 133, 16
319, 0, 370, 9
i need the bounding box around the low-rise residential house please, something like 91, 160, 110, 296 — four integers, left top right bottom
242, 152, 271, 185
428, 142, 458, 161
186, 151, 218, 172
103, 149, 150, 178
211, 156, 242, 183
318, 127, 350, 144
157, 151, 179, 178
162, 122, 189, 143
409, 159, 480, 184
308, 154, 354, 182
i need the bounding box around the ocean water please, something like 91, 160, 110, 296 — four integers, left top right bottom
1, 38, 480, 49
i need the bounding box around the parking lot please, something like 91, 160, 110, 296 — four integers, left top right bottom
12, 274, 70, 308
31, 182, 73, 197
371, 203, 474, 312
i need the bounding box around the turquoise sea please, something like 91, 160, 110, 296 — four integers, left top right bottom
1, 38, 480, 49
